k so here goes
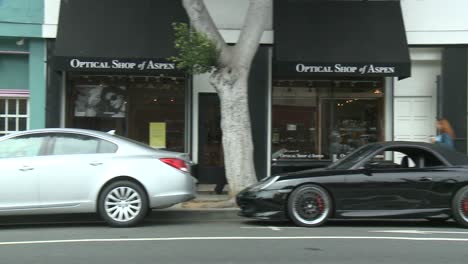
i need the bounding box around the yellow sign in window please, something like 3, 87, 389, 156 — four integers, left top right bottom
149, 122, 166, 149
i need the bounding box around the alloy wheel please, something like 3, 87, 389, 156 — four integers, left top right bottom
291, 186, 330, 226
459, 192, 468, 223
104, 186, 142, 222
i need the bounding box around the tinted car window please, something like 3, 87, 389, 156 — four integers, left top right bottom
51, 134, 117, 155
368, 150, 417, 169
98, 139, 118, 153
0, 134, 45, 158
328, 144, 380, 170
364, 146, 445, 169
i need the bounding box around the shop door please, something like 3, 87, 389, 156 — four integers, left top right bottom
197, 94, 226, 187
394, 97, 434, 142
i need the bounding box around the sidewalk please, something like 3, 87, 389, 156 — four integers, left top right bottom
169, 193, 238, 210
152, 193, 241, 221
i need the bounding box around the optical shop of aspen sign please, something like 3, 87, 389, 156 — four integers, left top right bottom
68, 58, 176, 71
296, 63, 395, 74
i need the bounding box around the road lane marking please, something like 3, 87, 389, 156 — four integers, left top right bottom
1, 236, 468, 246
370, 230, 468, 235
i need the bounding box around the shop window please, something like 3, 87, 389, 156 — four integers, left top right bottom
68, 74, 186, 152
272, 78, 385, 162
0, 97, 30, 137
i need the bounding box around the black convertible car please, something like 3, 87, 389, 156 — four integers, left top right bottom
237, 142, 468, 228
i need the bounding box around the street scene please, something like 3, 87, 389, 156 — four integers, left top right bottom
2, 0, 468, 263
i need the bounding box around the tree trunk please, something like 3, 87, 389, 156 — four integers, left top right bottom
182, 0, 272, 196
211, 68, 257, 196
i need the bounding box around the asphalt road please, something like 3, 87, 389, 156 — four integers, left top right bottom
0, 210, 468, 264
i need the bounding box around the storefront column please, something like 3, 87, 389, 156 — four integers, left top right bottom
59, 71, 67, 128
28, 38, 46, 129
441, 47, 468, 153
385, 77, 394, 141
45, 40, 63, 128
248, 46, 270, 180
266, 48, 273, 177
185, 75, 192, 155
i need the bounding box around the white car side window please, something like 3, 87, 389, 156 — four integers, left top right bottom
51, 134, 117, 155
0, 135, 44, 158
52, 135, 100, 155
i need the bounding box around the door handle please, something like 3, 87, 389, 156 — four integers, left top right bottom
419, 177, 433, 182
19, 166, 34, 172
89, 161, 103, 166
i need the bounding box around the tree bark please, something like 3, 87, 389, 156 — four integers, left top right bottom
182, 0, 271, 196
211, 68, 257, 195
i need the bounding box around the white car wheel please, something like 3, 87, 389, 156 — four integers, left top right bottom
99, 181, 148, 227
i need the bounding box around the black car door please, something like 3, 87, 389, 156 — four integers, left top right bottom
339, 167, 434, 212
420, 167, 463, 209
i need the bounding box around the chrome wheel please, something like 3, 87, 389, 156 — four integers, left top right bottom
452, 185, 468, 228
104, 186, 142, 222
459, 192, 468, 223
289, 185, 331, 226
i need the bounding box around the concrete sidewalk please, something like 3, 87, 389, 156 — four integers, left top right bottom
171, 193, 238, 210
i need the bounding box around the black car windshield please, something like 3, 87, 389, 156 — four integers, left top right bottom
327, 144, 380, 170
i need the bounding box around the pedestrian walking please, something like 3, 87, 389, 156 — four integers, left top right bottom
431, 118, 455, 149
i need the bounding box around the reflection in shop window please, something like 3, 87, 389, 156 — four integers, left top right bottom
68, 74, 186, 152
272, 78, 385, 161
0, 97, 30, 137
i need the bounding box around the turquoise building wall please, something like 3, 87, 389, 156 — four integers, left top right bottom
28, 38, 46, 129
0, 0, 43, 37
0, 0, 46, 129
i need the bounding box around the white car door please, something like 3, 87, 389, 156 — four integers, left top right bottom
0, 134, 48, 211
38, 133, 118, 208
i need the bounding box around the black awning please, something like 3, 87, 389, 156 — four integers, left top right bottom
274, 0, 411, 79
53, 0, 187, 75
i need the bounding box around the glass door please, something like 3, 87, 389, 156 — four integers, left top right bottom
197, 93, 226, 188
320, 97, 384, 161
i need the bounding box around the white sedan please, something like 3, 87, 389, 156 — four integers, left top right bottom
0, 128, 196, 227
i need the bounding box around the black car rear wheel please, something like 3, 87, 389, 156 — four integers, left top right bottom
287, 185, 332, 227
452, 185, 468, 228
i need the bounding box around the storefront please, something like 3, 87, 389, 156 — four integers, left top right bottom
49, 0, 412, 185
50, 0, 190, 153
271, 0, 410, 173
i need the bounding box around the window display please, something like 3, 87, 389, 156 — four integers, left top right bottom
74, 84, 127, 118
68, 74, 186, 152
272, 78, 385, 162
